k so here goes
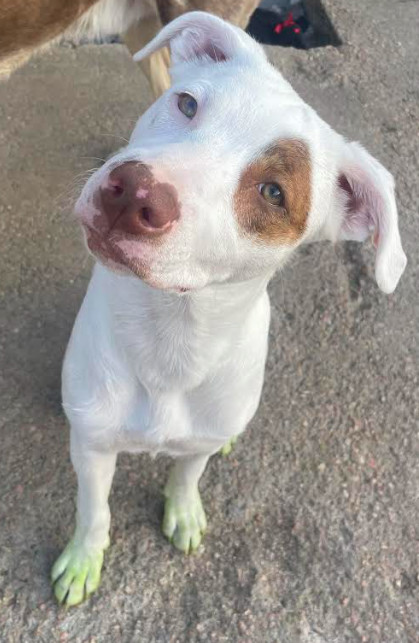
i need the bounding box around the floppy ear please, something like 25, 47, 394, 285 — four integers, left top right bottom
133, 10, 265, 67
335, 142, 406, 294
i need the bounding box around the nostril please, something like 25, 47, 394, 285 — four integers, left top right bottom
141, 206, 152, 225
108, 178, 124, 196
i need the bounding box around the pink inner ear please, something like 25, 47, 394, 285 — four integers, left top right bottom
338, 172, 378, 243
338, 175, 361, 213
201, 41, 227, 62
338, 174, 357, 212
181, 29, 228, 62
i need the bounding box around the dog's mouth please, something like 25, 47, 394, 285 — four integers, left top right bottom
84, 225, 149, 280
83, 225, 193, 294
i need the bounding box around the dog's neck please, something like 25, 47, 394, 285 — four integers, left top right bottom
98, 265, 273, 391
126, 270, 272, 327
100, 263, 272, 338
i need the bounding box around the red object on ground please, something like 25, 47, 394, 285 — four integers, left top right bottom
274, 11, 301, 34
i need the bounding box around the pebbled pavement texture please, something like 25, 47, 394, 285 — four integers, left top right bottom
0, 0, 418, 641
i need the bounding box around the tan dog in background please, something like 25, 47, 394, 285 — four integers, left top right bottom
0, 0, 259, 96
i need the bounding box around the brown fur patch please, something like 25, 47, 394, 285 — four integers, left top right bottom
234, 139, 311, 244
0, 0, 98, 61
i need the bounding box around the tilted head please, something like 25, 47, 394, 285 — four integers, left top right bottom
75, 12, 406, 294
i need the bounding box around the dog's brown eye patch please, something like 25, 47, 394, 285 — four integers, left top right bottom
234, 139, 311, 244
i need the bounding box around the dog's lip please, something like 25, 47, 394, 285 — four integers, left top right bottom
82, 217, 177, 239
83, 225, 122, 260
82, 224, 195, 294
83, 225, 133, 267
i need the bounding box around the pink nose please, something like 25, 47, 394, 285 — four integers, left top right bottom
99, 162, 180, 236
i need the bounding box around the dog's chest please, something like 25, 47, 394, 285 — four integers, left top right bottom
113, 298, 235, 451
115, 294, 229, 392
63, 270, 271, 456
108, 288, 263, 452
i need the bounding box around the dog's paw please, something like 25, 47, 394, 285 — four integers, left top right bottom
51, 539, 107, 606
162, 491, 207, 554
219, 435, 238, 456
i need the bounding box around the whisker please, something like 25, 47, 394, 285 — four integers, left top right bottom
79, 156, 107, 163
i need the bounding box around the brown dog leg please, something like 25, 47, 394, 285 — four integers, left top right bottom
0, 0, 99, 79
124, 13, 171, 99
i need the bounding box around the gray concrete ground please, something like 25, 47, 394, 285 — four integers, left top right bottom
0, 0, 418, 641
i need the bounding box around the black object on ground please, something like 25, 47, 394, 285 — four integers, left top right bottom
246, 0, 341, 49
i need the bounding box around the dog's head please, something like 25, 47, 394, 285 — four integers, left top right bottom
76, 12, 406, 294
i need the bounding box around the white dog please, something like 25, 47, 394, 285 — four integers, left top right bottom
51, 11, 406, 606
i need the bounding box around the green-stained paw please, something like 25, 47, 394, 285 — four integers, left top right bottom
51, 539, 107, 606
220, 435, 238, 456
162, 491, 207, 554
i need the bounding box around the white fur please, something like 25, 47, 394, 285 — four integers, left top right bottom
62, 13, 406, 565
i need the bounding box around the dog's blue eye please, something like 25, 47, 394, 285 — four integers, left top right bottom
258, 182, 284, 206
178, 93, 198, 119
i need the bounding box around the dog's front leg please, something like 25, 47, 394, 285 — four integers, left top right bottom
162, 454, 209, 554
51, 433, 117, 606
